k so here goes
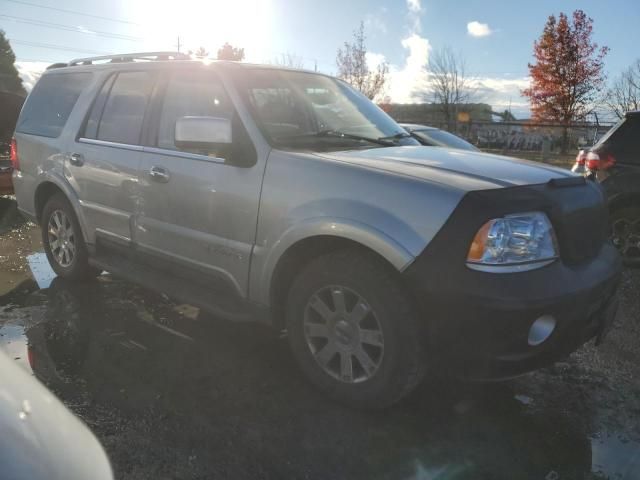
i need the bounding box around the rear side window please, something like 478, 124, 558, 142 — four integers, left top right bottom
16, 72, 91, 138
93, 71, 155, 145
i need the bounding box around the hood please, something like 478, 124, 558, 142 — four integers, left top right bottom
314, 146, 574, 191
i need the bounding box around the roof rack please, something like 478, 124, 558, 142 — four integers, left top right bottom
68, 51, 190, 66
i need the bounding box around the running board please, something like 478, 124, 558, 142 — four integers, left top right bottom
89, 245, 268, 324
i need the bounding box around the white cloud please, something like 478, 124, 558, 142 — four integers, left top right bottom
382, 34, 431, 103
15, 62, 48, 91
467, 21, 493, 37
406, 0, 422, 13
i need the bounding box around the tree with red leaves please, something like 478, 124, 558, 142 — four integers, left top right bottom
523, 10, 608, 151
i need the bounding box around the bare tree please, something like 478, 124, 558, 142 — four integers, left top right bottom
336, 22, 389, 100
605, 60, 640, 119
272, 52, 305, 69
428, 47, 472, 131
188, 46, 209, 58
217, 43, 245, 61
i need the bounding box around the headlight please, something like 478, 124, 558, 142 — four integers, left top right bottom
467, 212, 558, 272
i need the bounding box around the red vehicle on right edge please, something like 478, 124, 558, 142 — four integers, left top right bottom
572, 111, 640, 265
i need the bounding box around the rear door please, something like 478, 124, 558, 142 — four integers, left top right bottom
68, 70, 156, 244
136, 68, 262, 297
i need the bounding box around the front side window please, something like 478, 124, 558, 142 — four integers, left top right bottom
236, 69, 417, 151
157, 71, 233, 151
16, 72, 92, 138
96, 71, 154, 145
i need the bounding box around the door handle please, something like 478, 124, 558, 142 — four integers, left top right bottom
69, 153, 84, 166
148, 166, 170, 183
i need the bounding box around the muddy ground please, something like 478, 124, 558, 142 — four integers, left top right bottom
0, 197, 639, 480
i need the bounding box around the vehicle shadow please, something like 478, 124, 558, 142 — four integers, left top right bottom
6, 275, 600, 479
0, 197, 25, 234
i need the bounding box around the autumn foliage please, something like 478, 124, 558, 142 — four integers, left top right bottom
523, 10, 608, 127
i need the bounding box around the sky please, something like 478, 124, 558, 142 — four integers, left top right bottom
2, 0, 639, 119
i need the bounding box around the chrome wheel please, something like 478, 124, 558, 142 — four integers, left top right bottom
47, 209, 76, 268
611, 217, 640, 260
304, 285, 384, 383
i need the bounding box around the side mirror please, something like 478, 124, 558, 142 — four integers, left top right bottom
174, 116, 232, 154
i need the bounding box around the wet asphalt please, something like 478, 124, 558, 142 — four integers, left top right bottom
1, 197, 640, 480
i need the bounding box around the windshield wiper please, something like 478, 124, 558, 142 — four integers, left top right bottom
276, 130, 396, 147
378, 131, 411, 142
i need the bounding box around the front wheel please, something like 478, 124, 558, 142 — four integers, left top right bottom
41, 193, 99, 280
610, 206, 640, 267
286, 250, 427, 409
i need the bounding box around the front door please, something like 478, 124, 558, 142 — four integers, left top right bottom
68, 71, 156, 243
136, 68, 262, 297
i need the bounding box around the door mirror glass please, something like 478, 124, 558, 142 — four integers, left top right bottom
174, 116, 232, 154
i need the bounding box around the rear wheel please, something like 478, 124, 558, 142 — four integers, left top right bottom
610, 207, 640, 267
286, 250, 427, 409
41, 193, 99, 280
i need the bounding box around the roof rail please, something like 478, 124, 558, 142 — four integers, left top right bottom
68, 51, 190, 66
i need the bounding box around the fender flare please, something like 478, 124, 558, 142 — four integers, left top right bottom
252, 217, 417, 306
34, 172, 92, 244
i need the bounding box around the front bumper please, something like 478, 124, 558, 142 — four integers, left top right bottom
405, 243, 621, 380
403, 180, 621, 381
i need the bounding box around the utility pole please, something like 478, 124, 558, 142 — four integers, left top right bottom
176, 36, 182, 53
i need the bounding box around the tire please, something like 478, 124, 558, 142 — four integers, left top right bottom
610, 206, 640, 267
286, 249, 427, 409
41, 193, 99, 280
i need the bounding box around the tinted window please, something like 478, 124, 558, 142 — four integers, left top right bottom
97, 72, 154, 145
16, 72, 91, 138
83, 75, 115, 140
157, 71, 233, 150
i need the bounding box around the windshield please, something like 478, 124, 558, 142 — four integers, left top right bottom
236, 68, 418, 150
413, 129, 479, 151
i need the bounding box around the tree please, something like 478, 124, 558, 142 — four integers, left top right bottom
217, 43, 245, 61
0, 30, 25, 95
190, 46, 209, 58
605, 60, 640, 119
272, 52, 304, 69
336, 22, 389, 100
428, 47, 472, 132
522, 10, 608, 151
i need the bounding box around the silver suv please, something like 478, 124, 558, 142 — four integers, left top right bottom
12, 53, 621, 408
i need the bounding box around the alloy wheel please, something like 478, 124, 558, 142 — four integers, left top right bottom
47, 210, 76, 268
303, 285, 384, 383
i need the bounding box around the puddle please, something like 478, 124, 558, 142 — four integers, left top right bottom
26, 253, 57, 289
0, 323, 31, 373
592, 435, 640, 478
0, 246, 638, 478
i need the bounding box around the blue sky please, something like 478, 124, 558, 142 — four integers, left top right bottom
2, 0, 639, 119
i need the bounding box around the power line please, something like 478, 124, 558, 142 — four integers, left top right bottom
0, 0, 141, 26
11, 39, 110, 55
0, 14, 143, 41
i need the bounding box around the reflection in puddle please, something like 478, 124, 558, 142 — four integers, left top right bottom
592, 435, 640, 478
0, 323, 30, 373
26, 253, 56, 289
